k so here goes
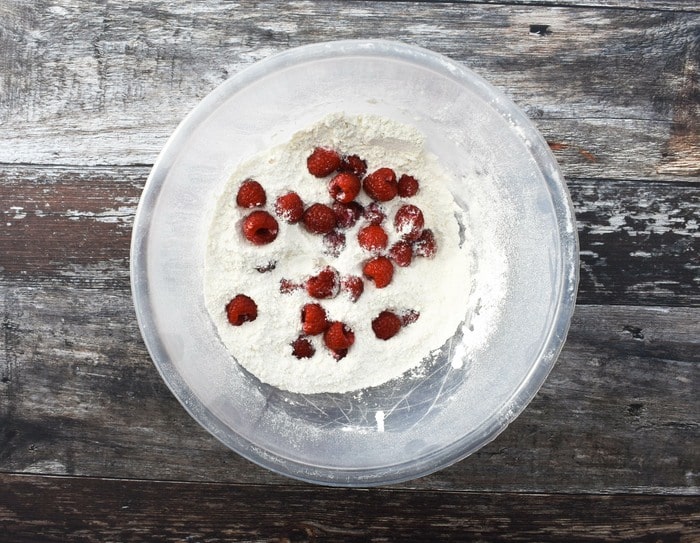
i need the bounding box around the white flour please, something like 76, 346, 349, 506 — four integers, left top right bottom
204, 114, 503, 393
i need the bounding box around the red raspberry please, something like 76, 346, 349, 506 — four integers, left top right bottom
306, 266, 340, 299
414, 229, 437, 258
389, 241, 413, 267
307, 147, 341, 177
397, 174, 420, 198
400, 309, 420, 326
323, 230, 346, 257
324, 321, 355, 360
394, 204, 425, 241
333, 201, 364, 229
236, 179, 266, 208
363, 202, 386, 225
301, 303, 329, 335
371, 310, 402, 340
363, 167, 397, 202
303, 203, 337, 234
357, 224, 388, 252
242, 210, 279, 245
339, 154, 367, 177
342, 275, 364, 302
328, 172, 361, 204
274, 191, 304, 223
363, 256, 394, 289
280, 278, 301, 294
291, 336, 315, 359
225, 294, 258, 326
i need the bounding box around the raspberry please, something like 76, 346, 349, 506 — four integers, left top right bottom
363, 256, 394, 289
333, 201, 364, 229
371, 310, 402, 340
397, 174, 419, 198
400, 309, 420, 326
225, 294, 258, 326
306, 266, 340, 299
389, 241, 413, 267
328, 172, 361, 204
303, 203, 337, 234
307, 147, 341, 177
342, 275, 364, 302
280, 278, 301, 294
301, 303, 329, 335
324, 321, 355, 360
291, 336, 315, 359
339, 154, 367, 177
357, 224, 388, 252
323, 230, 346, 257
363, 202, 386, 225
274, 191, 304, 224
363, 167, 397, 202
242, 210, 279, 245
394, 204, 425, 241
414, 229, 437, 258
236, 179, 266, 208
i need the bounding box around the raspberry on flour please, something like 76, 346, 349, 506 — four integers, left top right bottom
204, 113, 481, 394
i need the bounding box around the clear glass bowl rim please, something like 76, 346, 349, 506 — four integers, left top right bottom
130, 39, 580, 486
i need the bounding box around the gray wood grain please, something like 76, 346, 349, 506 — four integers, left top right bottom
572, 179, 700, 305
0, 2, 697, 181
0, 1, 698, 535
1, 279, 697, 493
379, 0, 700, 13
1, 473, 699, 542
0, 0, 700, 541
439, 0, 700, 12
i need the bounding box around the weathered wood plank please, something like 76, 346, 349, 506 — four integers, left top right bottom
436, 0, 700, 12
0, 166, 140, 287
1, 285, 698, 493
0, 2, 697, 180
410, 0, 700, 12
572, 179, 700, 305
1, 473, 698, 542
365, 0, 700, 13
2, 166, 698, 305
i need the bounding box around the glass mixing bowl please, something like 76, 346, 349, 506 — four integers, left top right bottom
130, 40, 579, 486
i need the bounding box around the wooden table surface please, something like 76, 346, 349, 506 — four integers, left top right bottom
1, 1, 699, 541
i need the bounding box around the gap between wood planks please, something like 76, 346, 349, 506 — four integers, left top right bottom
0, 162, 697, 182
0, 470, 697, 495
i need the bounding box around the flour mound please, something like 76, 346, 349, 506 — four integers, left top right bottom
204, 114, 474, 393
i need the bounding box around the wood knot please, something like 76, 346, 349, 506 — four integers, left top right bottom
627, 403, 645, 417
529, 24, 552, 37
623, 325, 645, 340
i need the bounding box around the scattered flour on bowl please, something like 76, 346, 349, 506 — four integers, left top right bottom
204, 113, 502, 394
